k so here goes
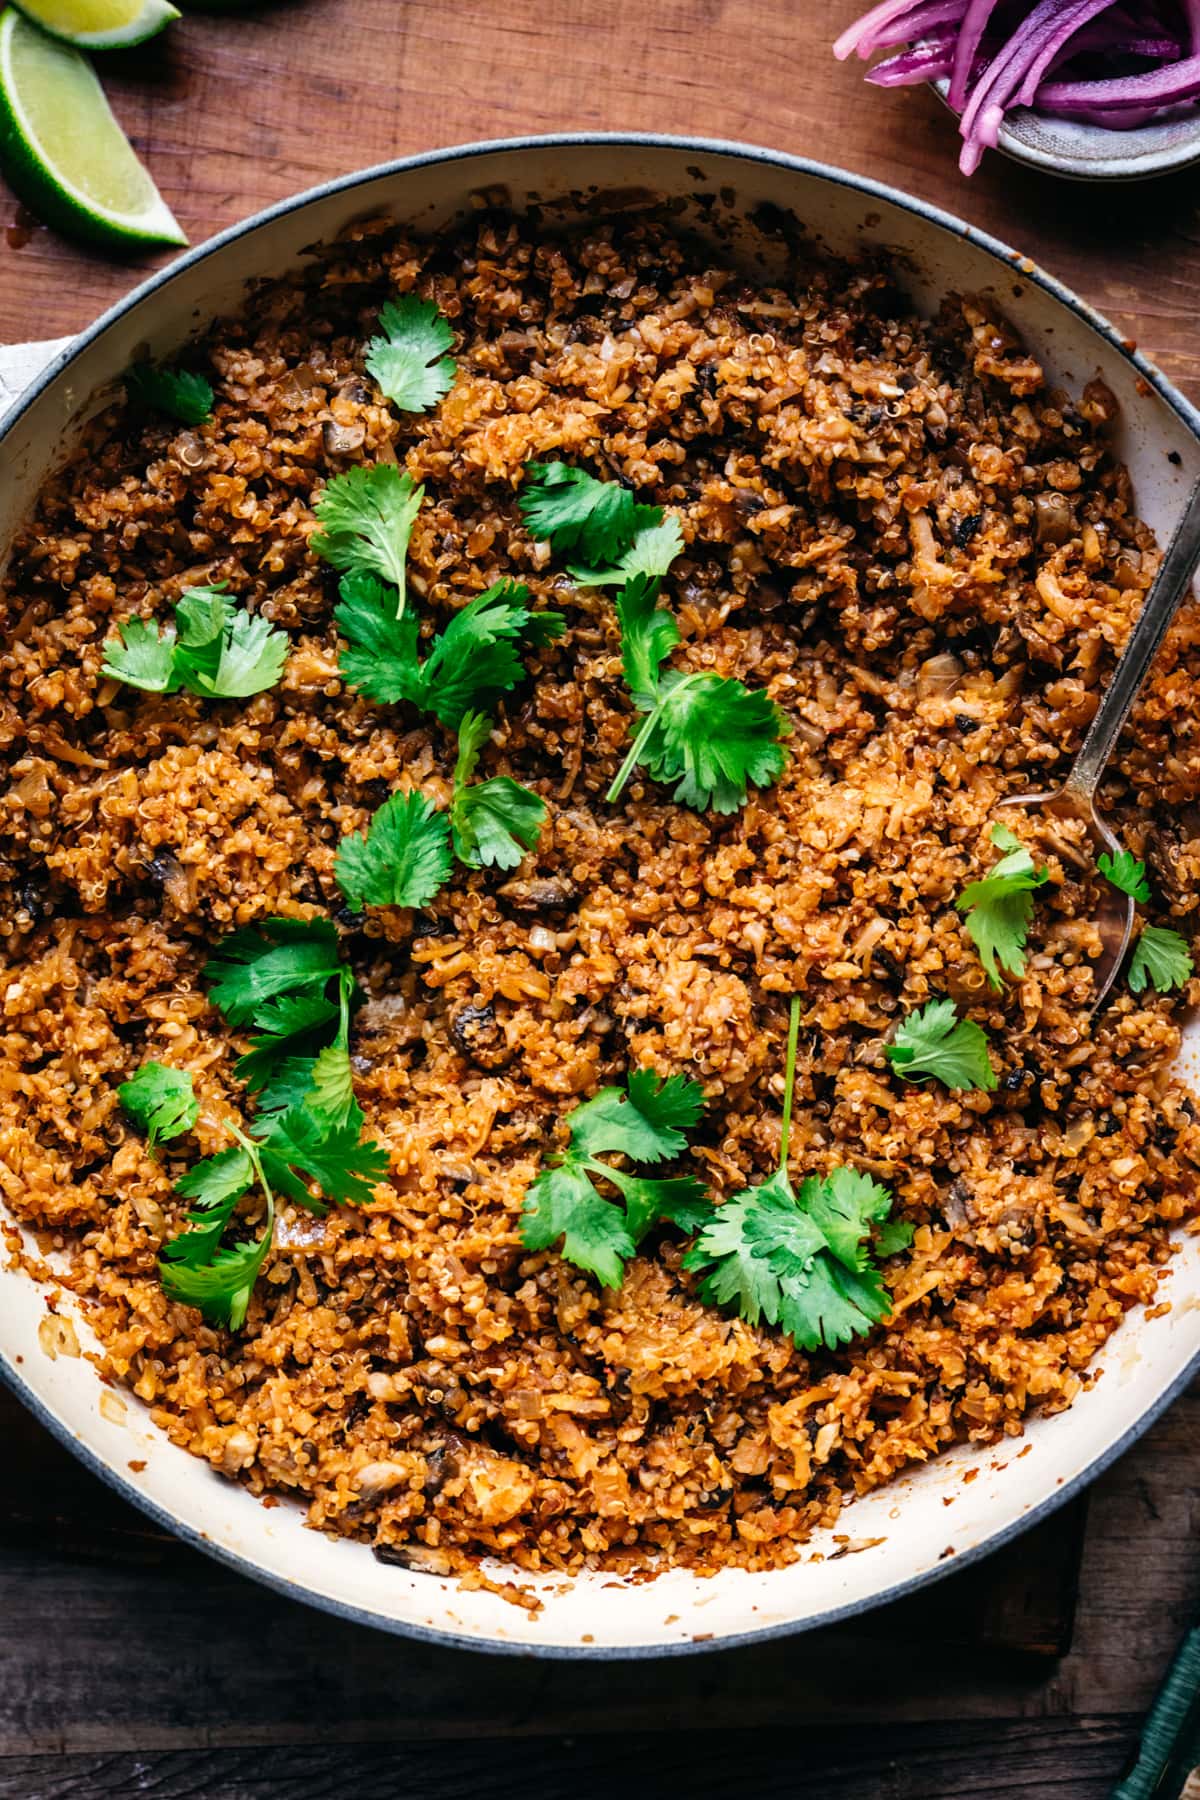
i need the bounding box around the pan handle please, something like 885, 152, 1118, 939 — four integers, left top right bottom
1112, 1629, 1200, 1800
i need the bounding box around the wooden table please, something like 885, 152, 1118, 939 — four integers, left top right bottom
2, 4, 1198, 1796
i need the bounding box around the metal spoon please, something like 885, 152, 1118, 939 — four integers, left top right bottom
1001, 477, 1200, 1007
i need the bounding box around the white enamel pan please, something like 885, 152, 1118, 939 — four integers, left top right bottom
2, 134, 1198, 1657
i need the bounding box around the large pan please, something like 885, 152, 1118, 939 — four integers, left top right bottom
2, 133, 1198, 1657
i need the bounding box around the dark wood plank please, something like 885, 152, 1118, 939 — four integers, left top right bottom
0, 1721, 1141, 1800
0, 0, 1198, 407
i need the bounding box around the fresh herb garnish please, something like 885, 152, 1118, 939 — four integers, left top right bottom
334, 788, 453, 912
956, 822, 1049, 988
885, 997, 996, 1092
101, 583, 289, 700
1098, 848, 1151, 903
606, 573, 789, 812
1128, 924, 1194, 995
450, 710, 547, 871
568, 516, 686, 589
683, 996, 912, 1350
519, 458, 685, 587
364, 296, 456, 414
126, 362, 214, 425
311, 465, 424, 617
335, 574, 563, 724
519, 1069, 708, 1287
519, 461, 663, 568
124, 919, 389, 1330
118, 1062, 199, 1148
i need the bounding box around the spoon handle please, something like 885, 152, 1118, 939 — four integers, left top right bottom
1066, 477, 1200, 804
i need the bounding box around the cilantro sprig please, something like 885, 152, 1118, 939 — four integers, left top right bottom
519, 458, 685, 588
885, 997, 996, 1092
1129, 924, 1194, 995
118, 1062, 199, 1149
1098, 848, 1151, 904
520, 1069, 708, 1287
333, 715, 548, 911
122, 919, 389, 1329
956, 822, 1049, 988
450, 710, 547, 872
606, 573, 789, 812
519, 461, 662, 569
126, 361, 214, 425
334, 789, 453, 912
335, 574, 563, 725
311, 465, 424, 617
365, 296, 456, 415
683, 997, 912, 1350
1092, 847, 1193, 995
101, 584, 289, 700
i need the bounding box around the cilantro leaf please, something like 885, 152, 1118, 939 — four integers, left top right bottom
306, 1041, 358, 1127
161, 1231, 272, 1332
519, 1068, 707, 1287
616, 574, 679, 708
167, 1147, 257, 1264
874, 1218, 915, 1258
100, 615, 178, 692
418, 583, 565, 729
160, 922, 389, 1330
365, 296, 456, 414
334, 789, 453, 911
1128, 924, 1194, 995
160, 1141, 267, 1331
450, 709, 547, 871
334, 573, 563, 724
683, 1185, 783, 1326
233, 991, 341, 1096
205, 917, 343, 1027
257, 1105, 389, 1209
199, 610, 290, 699
334, 573, 424, 706
797, 1167, 895, 1273
955, 823, 1049, 988
568, 515, 685, 588
519, 461, 662, 568
886, 997, 996, 1092
568, 1066, 705, 1163
1098, 848, 1151, 903
641, 672, 790, 814
776, 1256, 892, 1353
520, 1161, 636, 1288
101, 583, 288, 701
682, 996, 908, 1350
174, 584, 231, 647
126, 362, 214, 425
311, 465, 423, 614
606, 577, 788, 813
118, 1062, 199, 1148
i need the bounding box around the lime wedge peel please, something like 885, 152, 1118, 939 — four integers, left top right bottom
11, 0, 180, 50
0, 8, 186, 247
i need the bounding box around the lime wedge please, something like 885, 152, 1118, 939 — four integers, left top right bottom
11, 0, 180, 50
0, 9, 186, 246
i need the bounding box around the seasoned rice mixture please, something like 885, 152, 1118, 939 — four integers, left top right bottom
3, 210, 1199, 1580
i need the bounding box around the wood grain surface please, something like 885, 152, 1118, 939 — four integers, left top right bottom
2, 2, 1199, 1795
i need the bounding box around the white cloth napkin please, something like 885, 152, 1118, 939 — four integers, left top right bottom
0, 337, 73, 422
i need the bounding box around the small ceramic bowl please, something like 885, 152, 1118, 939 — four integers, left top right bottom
934, 76, 1200, 180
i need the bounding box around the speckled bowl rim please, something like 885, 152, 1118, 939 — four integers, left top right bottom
2, 132, 1199, 1659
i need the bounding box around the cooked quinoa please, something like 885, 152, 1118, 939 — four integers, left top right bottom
3, 209, 1199, 1581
